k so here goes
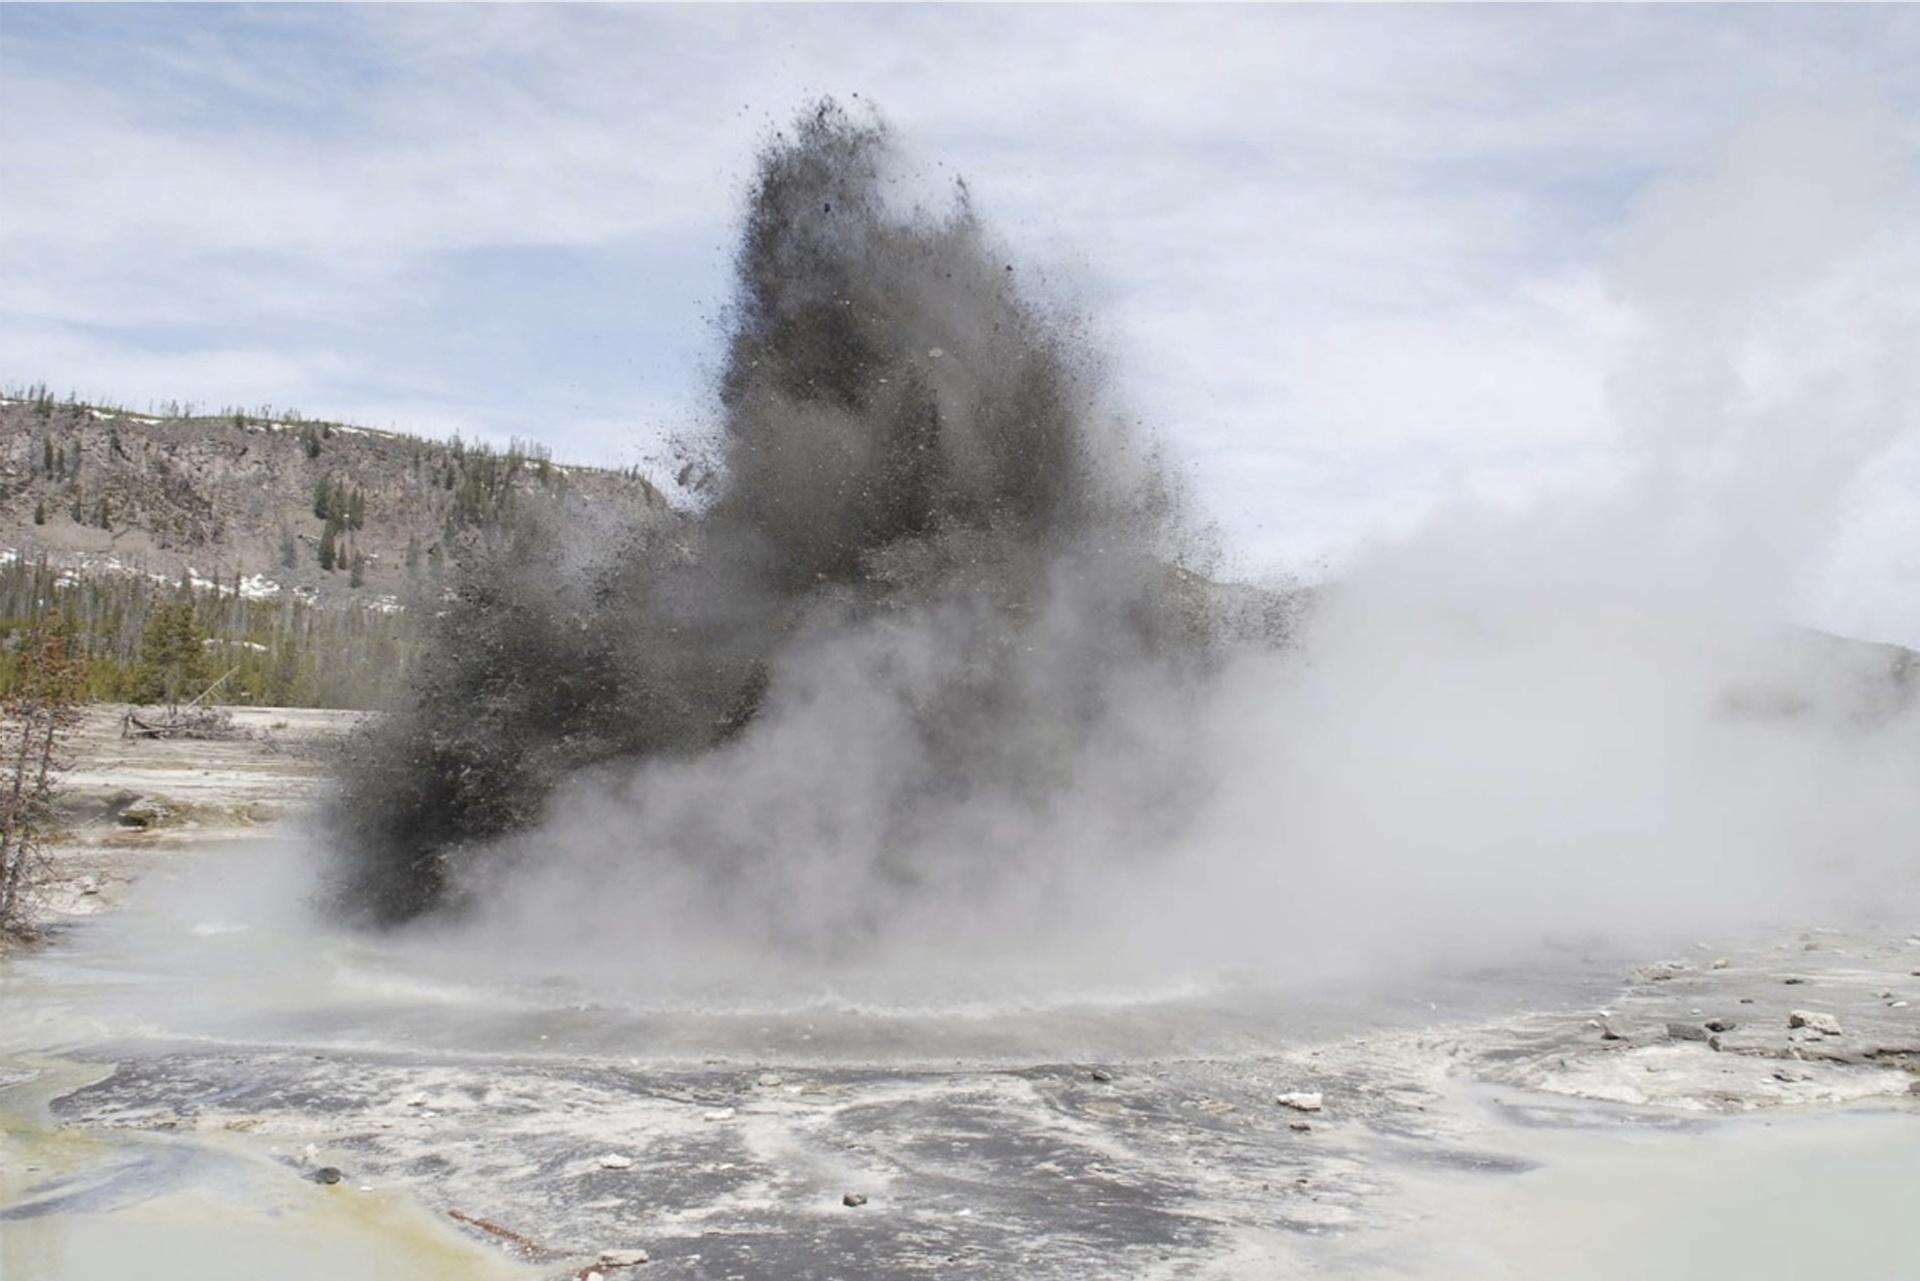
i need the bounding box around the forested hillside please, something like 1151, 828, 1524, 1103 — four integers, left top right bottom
0, 386, 671, 706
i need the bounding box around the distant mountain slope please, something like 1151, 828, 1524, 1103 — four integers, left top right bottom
0, 390, 667, 605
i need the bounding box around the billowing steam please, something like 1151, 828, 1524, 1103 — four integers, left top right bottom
328, 100, 1920, 995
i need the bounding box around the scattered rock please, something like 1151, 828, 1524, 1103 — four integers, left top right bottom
116, 798, 172, 829
77, 876, 101, 896
1275, 1092, 1324, 1112
599, 1248, 650, 1267
309, 1166, 344, 1185
1783, 977, 1808, 985
1089, 1067, 1115, 1083
1703, 1019, 1738, 1033
1288, 1121, 1312, 1132
1711, 958, 1730, 970
598, 1153, 633, 1171
756, 1073, 783, 1088
1597, 1021, 1623, 1042
702, 1108, 736, 1122
843, 1193, 868, 1208
1739, 997, 1755, 1004
1908, 1080, 1920, 1096
1788, 1010, 1842, 1036
1665, 1022, 1710, 1043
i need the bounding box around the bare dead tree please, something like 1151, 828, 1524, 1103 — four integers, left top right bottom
0, 616, 83, 938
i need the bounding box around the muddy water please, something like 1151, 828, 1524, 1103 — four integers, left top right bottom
1, 1060, 531, 1281
0, 838, 1626, 1068
4, 836, 1915, 1280
0, 836, 1607, 1280
0, 841, 542, 1281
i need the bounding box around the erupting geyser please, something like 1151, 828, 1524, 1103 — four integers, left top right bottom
326, 101, 1239, 941
327, 100, 1920, 986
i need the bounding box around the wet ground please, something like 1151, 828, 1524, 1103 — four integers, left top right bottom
3, 717, 1918, 1278
4, 835, 1917, 1280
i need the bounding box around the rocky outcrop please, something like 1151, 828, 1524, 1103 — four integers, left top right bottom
0, 396, 664, 604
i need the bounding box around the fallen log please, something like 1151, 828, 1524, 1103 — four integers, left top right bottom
121, 706, 250, 741
447, 1207, 546, 1256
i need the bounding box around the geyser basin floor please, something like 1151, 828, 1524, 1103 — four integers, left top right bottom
4, 842, 1918, 1279
1362, 1098, 1920, 1281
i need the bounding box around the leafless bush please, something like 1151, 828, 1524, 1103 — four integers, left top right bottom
1, 616, 83, 939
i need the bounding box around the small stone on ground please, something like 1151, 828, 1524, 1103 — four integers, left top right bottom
1787, 1010, 1842, 1036
599, 1248, 650, 1266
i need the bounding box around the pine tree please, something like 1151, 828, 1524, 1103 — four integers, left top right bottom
318, 520, 339, 572
132, 602, 207, 706
41, 438, 53, 473
313, 477, 332, 521
266, 638, 300, 707
279, 527, 298, 569
349, 552, 366, 588
348, 487, 365, 531
33, 500, 46, 526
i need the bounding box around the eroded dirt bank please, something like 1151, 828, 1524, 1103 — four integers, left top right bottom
2, 715, 1917, 1280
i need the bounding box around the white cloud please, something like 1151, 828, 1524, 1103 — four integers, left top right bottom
3, 5, 1918, 633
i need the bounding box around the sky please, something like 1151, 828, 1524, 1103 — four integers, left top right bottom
4, 4, 1919, 638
